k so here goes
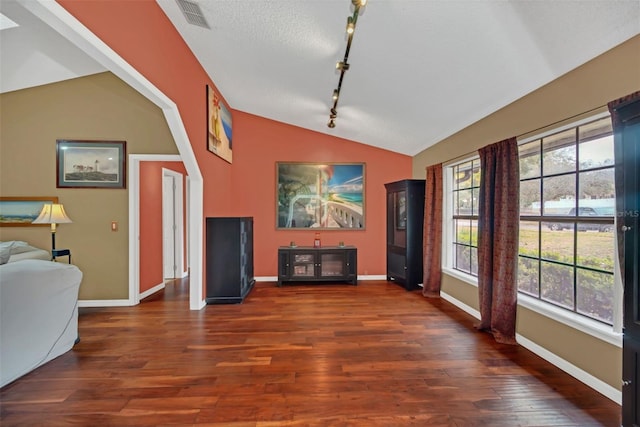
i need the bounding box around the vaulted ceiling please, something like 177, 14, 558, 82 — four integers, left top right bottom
2, 0, 639, 155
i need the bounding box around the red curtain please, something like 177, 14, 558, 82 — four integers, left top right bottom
476, 137, 519, 345
422, 163, 443, 297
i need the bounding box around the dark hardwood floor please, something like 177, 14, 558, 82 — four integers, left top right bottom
0, 279, 621, 426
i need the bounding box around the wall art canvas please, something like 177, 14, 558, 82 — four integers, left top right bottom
0, 197, 58, 227
207, 85, 233, 163
276, 162, 365, 230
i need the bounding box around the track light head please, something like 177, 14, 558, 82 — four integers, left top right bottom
336, 61, 350, 71
328, 119, 336, 128
332, 90, 339, 101
352, 0, 367, 7
330, 108, 337, 119
346, 17, 355, 34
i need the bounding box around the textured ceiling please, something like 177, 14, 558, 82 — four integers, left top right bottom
157, 0, 640, 155
1, 0, 639, 156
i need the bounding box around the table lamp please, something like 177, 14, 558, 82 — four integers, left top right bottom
32, 203, 72, 251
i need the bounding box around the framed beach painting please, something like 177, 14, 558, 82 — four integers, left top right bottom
206, 85, 233, 163
56, 140, 126, 188
0, 196, 58, 227
276, 162, 365, 230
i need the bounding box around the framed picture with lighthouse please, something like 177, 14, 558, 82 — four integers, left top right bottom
56, 140, 127, 188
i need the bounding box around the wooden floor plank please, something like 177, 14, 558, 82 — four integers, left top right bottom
0, 280, 620, 426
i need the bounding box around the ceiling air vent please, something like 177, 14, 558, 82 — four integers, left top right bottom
175, 0, 210, 29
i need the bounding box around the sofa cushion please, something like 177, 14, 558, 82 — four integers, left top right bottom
0, 242, 14, 265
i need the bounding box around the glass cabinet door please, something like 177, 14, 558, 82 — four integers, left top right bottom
387, 190, 407, 248
291, 252, 315, 278
319, 252, 344, 277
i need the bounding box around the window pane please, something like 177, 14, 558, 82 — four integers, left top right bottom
543, 129, 576, 175
576, 230, 614, 273
541, 226, 574, 263
579, 117, 612, 143
470, 247, 478, 276
456, 189, 473, 215
578, 170, 615, 205
576, 268, 613, 323
540, 261, 574, 309
518, 257, 539, 297
520, 179, 541, 215
455, 244, 471, 274
455, 219, 471, 244
470, 220, 478, 247
471, 159, 481, 187
543, 175, 575, 216
519, 221, 539, 257
519, 140, 541, 179
471, 187, 480, 216
456, 161, 474, 190
579, 135, 614, 170
453, 190, 462, 216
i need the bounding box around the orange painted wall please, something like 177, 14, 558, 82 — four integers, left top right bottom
231, 112, 412, 276
139, 161, 187, 293
58, 0, 233, 217
58, 0, 414, 281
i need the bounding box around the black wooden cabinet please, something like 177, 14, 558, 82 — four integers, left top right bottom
278, 246, 357, 286
385, 179, 425, 290
205, 217, 255, 304
614, 97, 640, 426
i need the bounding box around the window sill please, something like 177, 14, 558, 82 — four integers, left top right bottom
441, 268, 622, 348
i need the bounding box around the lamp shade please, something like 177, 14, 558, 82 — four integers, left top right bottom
32, 204, 72, 225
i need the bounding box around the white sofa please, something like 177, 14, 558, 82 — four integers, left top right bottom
0, 240, 51, 263
0, 248, 82, 387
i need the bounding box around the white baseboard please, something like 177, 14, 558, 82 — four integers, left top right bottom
139, 282, 165, 300
440, 291, 481, 319
516, 334, 621, 405
79, 299, 133, 307
440, 291, 621, 405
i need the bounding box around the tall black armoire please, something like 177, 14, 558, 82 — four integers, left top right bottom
613, 95, 640, 426
206, 217, 255, 304
385, 179, 425, 290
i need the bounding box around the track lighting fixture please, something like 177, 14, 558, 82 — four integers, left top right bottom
327, 0, 367, 128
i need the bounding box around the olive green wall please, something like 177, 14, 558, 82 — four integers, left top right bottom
0, 72, 178, 300
413, 35, 640, 393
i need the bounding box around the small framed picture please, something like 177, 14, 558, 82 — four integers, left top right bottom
56, 140, 126, 189
206, 85, 233, 163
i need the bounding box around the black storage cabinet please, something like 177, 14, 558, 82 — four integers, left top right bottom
277, 246, 357, 286
205, 217, 255, 304
385, 179, 425, 290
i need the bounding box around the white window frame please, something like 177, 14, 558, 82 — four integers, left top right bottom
442, 112, 622, 346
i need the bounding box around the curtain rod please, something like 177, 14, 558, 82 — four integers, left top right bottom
515, 103, 608, 140
439, 103, 609, 167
